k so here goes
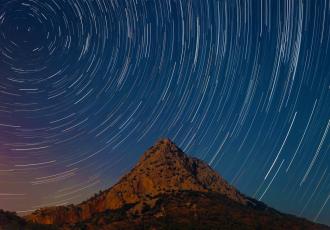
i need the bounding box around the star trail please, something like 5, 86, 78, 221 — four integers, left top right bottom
0, 0, 329, 225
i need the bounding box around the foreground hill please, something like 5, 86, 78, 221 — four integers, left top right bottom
0, 209, 54, 230
1, 138, 329, 229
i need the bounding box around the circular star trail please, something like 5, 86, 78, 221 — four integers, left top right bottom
0, 0, 329, 225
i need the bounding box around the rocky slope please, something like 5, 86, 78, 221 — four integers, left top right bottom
2, 138, 328, 229
63, 191, 329, 230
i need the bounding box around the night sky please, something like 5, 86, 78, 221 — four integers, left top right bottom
0, 0, 329, 225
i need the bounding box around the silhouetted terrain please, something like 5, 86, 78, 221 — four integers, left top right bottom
0, 209, 55, 230
1, 139, 329, 229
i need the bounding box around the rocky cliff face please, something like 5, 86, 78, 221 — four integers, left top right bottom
26, 138, 247, 225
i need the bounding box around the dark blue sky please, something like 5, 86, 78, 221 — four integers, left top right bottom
0, 0, 329, 225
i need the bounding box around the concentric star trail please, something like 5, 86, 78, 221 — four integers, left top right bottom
0, 0, 329, 225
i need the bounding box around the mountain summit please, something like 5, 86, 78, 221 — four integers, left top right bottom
109, 138, 248, 206
25, 138, 246, 225
8, 138, 329, 229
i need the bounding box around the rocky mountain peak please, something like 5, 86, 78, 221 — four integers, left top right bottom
19, 139, 330, 229
137, 138, 184, 166
25, 138, 248, 225
101, 138, 248, 210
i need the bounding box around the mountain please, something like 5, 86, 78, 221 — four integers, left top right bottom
1, 138, 329, 229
